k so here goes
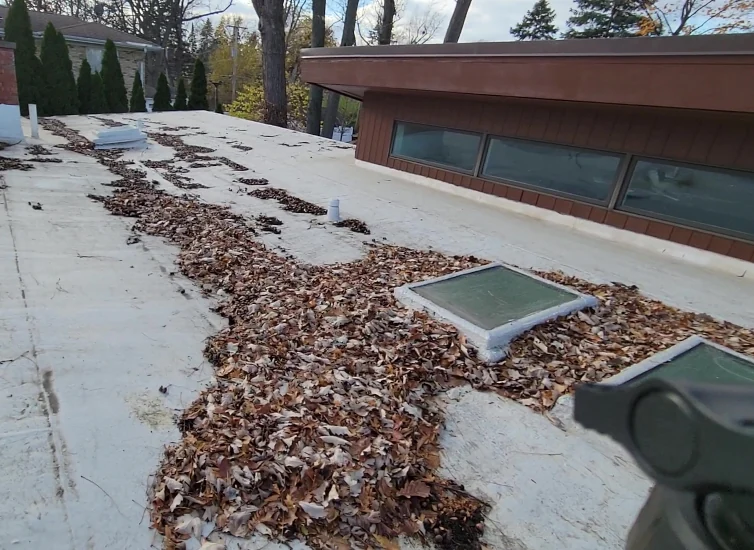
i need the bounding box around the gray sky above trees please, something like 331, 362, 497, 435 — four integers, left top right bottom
215, 0, 571, 42
215, 0, 752, 43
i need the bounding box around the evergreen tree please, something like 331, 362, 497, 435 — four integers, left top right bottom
101, 39, 128, 112
4, 0, 43, 116
564, 0, 644, 38
511, 0, 558, 40
174, 78, 188, 110
187, 23, 198, 56
188, 59, 208, 110
129, 71, 147, 112
77, 59, 93, 114
57, 31, 79, 113
40, 24, 78, 115
198, 20, 216, 61
153, 72, 172, 111
90, 72, 108, 114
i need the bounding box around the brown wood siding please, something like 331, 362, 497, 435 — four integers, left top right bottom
357, 93, 754, 262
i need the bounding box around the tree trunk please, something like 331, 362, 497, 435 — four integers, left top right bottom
322, 0, 359, 138
444, 0, 472, 42
253, 0, 288, 127
378, 0, 396, 45
321, 91, 339, 139
306, 0, 326, 135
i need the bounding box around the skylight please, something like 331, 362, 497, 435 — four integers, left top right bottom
395, 263, 598, 362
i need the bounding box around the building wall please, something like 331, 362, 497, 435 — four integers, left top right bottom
0, 43, 18, 104
37, 40, 146, 96
356, 92, 754, 262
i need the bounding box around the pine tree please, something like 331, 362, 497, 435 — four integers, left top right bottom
174, 78, 188, 110
188, 59, 208, 110
187, 23, 198, 56
40, 23, 78, 115
57, 31, 79, 114
511, 0, 558, 40
90, 72, 108, 114
565, 0, 644, 38
77, 59, 93, 114
129, 71, 147, 112
4, 0, 43, 116
101, 39, 128, 112
198, 20, 216, 61
153, 72, 172, 111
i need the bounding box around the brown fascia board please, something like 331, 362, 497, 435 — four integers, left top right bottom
302, 33, 754, 59
301, 35, 754, 113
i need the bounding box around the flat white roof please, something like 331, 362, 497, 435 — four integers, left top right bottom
1, 111, 752, 550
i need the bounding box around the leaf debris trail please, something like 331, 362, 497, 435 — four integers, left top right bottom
101, 188, 488, 549
41, 117, 754, 550
248, 187, 327, 215
148, 132, 249, 172
334, 218, 371, 235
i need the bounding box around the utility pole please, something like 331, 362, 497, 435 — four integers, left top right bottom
225, 22, 246, 104
211, 80, 221, 112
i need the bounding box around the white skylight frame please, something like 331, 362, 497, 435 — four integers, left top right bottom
602, 335, 754, 386
394, 262, 598, 363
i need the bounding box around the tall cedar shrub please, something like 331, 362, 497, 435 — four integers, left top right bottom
90, 72, 108, 114
57, 30, 79, 113
77, 58, 93, 114
101, 39, 128, 112
188, 59, 208, 110
5, 0, 43, 116
152, 72, 172, 111
40, 24, 78, 115
174, 78, 188, 110
129, 71, 147, 112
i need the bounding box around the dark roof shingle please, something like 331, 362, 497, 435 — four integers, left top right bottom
0, 7, 158, 48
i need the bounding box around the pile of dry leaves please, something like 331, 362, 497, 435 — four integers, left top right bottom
335, 219, 371, 235
0, 157, 34, 171
249, 187, 327, 215
101, 188, 488, 550
238, 177, 269, 186
45, 118, 754, 550
149, 132, 249, 172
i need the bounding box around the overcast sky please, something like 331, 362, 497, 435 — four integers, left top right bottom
414, 0, 572, 42
216, 0, 574, 43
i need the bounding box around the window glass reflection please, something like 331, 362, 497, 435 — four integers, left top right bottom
621, 160, 754, 238
391, 122, 482, 172
482, 137, 622, 202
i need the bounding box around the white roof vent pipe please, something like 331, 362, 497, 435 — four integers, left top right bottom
328, 199, 340, 223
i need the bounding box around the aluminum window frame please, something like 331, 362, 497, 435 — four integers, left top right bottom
616, 156, 754, 243
388, 120, 484, 175
478, 133, 629, 207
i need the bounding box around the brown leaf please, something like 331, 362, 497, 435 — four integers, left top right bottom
217, 456, 229, 479
398, 481, 431, 499
374, 535, 401, 550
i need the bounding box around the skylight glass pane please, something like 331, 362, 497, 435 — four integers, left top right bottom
638, 343, 754, 386
412, 265, 577, 330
